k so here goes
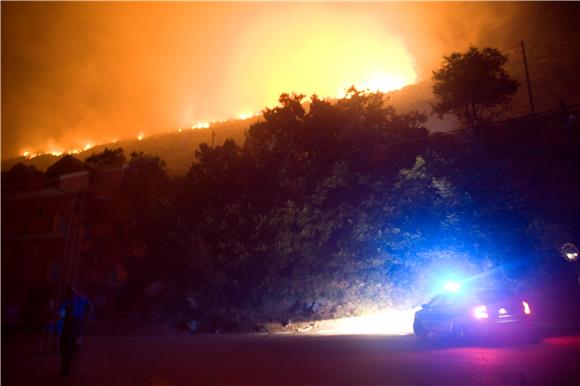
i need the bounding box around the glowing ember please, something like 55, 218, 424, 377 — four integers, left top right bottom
137, 133, 145, 141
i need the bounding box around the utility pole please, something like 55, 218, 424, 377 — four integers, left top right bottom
58, 198, 76, 302
520, 40, 535, 113
57, 191, 86, 303
70, 190, 86, 287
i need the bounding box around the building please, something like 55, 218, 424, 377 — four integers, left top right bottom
2, 155, 132, 328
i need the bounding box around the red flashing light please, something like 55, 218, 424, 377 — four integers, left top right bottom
474, 305, 489, 319
522, 301, 531, 315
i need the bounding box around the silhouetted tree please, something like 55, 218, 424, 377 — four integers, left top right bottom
432, 47, 519, 127
128, 151, 166, 169
45, 155, 88, 180
84, 147, 126, 167
184, 139, 248, 210
2, 163, 44, 189
118, 152, 177, 302
116, 88, 580, 329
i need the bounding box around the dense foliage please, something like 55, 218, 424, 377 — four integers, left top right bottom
432, 47, 519, 126
116, 87, 579, 330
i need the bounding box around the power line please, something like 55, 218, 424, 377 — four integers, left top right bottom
520, 40, 536, 113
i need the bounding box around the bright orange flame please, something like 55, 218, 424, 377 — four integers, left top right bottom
237, 111, 259, 120
192, 122, 209, 129
15, 14, 417, 159
228, 10, 417, 111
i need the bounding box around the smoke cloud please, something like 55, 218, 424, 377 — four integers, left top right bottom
2, 2, 576, 158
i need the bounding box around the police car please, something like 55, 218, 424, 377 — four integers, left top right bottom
413, 282, 533, 339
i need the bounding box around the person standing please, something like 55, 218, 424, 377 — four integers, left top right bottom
38, 288, 56, 353
59, 285, 94, 376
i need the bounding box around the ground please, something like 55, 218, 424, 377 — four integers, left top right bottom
3, 332, 580, 386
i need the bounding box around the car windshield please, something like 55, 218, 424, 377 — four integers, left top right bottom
427, 289, 515, 308
467, 289, 514, 304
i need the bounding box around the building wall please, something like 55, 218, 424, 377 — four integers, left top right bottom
2, 164, 130, 325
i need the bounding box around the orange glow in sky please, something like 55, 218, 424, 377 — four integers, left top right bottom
11, 5, 418, 158
6, 2, 533, 159
227, 10, 417, 111
3, 3, 424, 158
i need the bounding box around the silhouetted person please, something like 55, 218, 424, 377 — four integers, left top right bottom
38, 288, 56, 353
59, 286, 93, 376
59, 299, 76, 376
53, 303, 66, 352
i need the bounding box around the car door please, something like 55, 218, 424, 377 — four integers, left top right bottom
421, 295, 452, 333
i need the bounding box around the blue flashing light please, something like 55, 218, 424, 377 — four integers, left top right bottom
443, 281, 461, 293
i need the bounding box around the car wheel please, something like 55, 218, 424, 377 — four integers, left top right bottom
413, 318, 428, 338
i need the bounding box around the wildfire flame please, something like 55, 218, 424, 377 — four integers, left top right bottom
192, 122, 210, 129
238, 111, 259, 120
